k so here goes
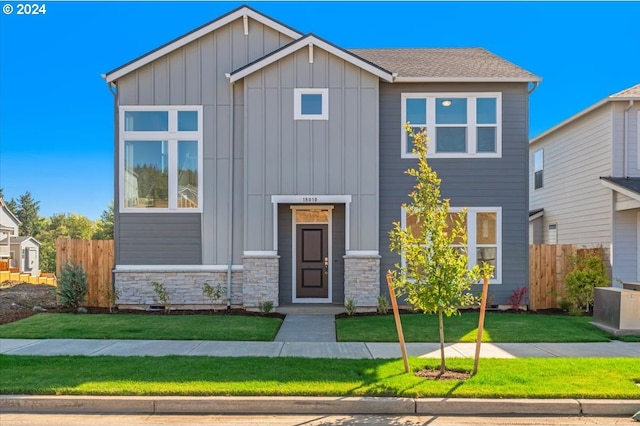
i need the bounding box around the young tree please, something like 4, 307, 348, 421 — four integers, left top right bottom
389, 126, 492, 375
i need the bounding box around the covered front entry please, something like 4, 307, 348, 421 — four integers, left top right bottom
292, 206, 332, 302
296, 223, 329, 298
275, 198, 347, 306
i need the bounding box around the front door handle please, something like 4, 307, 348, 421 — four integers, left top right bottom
324, 257, 328, 274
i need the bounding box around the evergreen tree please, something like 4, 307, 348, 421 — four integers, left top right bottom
93, 202, 114, 240
15, 191, 41, 236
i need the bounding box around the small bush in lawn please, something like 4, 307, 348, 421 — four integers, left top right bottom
202, 282, 226, 308
151, 281, 171, 313
259, 300, 274, 315
508, 286, 528, 310
377, 295, 389, 314
345, 298, 357, 316
56, 261, 88, 310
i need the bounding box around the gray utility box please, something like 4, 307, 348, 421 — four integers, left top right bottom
592, 287, 640, 336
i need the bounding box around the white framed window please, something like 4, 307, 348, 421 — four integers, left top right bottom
401, 92, 502, 158
548, 223, 557, 244
534, 149, 544, 189
294, 88, 328, 120
119, 106, 203, 212
401, 206, 502, 283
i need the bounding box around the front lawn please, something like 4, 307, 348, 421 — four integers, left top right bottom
336, 312, 614, 343
1, 355, 638, 399
0, 313, 282, 341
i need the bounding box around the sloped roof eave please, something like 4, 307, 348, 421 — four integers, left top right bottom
228, 34, 394, 83
393, 76, 541, 83
104, 5, 303, 84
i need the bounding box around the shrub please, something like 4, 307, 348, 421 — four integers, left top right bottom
202, 282, 226, 308
345, 298, 357, 316
100, 284, 120, 313
377, 295, 389, 315
151, 281, 171, 313
56, 261, 88, 310
259, 300, 274, 315
565, 248, 610, 312
508, 287, 528, 310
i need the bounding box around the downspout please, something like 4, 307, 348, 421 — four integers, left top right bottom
106, 79, 118, 297
226, 77, 234, 309
623, 100, 634, 178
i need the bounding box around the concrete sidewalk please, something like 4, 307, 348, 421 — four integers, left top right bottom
1, 338, 639, 358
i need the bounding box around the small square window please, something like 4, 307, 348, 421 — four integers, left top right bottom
294, 88, 328, 120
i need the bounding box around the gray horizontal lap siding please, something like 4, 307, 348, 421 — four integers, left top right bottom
114, 17, 294, 266
379, 82, 530, 304
117, 214, 202, 264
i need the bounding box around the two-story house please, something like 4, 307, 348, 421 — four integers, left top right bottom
105, 5, 540, 310
529, 83, 640, 286
0, 198, 40, 276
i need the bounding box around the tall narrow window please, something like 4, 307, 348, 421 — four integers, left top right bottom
534, 149, 544, 189
119, 106, 203, 212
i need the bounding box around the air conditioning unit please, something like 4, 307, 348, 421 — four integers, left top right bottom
592, 287, 640, 336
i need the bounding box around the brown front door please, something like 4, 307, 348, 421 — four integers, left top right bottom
296, 224, 329, 298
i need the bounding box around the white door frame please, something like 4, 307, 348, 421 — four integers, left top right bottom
291, 205, 333, 303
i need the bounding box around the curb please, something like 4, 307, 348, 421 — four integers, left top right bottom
2, 396, 639, 416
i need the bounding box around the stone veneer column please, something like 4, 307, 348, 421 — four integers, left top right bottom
242, 255, 280, 309
343, 254, 380, 309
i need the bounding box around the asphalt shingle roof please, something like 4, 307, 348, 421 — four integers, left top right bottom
348, 47, 540, 81
610, 83, 640, 98
601, 177, 640, 196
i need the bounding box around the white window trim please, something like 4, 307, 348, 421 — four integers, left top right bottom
401, 206, 502, 284
401, 92, 502, 159
118, 105, 203, 213
294, 88, 329, 120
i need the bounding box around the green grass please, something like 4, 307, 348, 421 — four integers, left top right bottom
337, 312, 616, 343
0, 313, 282, 341
1, 355, 638, 398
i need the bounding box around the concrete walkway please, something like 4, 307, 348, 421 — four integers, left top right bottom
274, 314, 336, 342
1, 338, 639, 358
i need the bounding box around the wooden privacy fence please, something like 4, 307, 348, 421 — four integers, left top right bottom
56, 238, 114, 308
529, 244, 604, 310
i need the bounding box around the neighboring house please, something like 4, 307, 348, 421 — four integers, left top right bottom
0, 198, 41, 276
529, 83, 640, 286
104, 5, 540, 310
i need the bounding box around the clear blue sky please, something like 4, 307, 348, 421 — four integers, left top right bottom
1, 1, 638, 220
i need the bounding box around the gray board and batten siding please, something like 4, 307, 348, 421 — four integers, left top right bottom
114, 17, 295, 265
242, 46, 380, 253
378, 82, 531, 302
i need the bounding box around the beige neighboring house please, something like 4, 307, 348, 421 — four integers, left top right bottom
0, 198, 40, 276
529, 83, 640, 286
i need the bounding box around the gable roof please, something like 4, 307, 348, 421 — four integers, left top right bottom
104, 5, 303, 83
11, 235, 41, 246
228, 34, 395, 83
531, 82, 640, 144
349, 48, 541, 83
600, 177, 640, 202
0, 198, 21, 226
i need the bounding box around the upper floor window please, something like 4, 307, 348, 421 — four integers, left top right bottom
401, 93, 502, 159
119, 106, 203, 212
534, 149, 543, 189
294, 88, 328, 120
401, 206, 502, 283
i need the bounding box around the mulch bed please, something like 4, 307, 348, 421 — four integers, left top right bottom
415, 368, 471, 381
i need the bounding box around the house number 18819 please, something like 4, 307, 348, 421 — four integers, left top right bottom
302, 197, 318, 203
